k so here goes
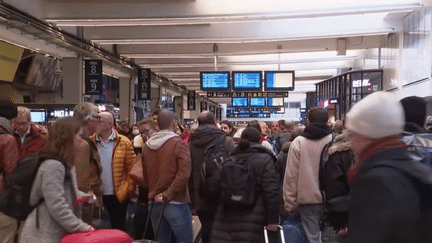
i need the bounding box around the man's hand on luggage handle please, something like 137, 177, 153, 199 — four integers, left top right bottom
155, 193, 164, 202
267, 224, 278, 231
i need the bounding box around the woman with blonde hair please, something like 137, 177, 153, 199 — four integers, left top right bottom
20, 117, 94, 243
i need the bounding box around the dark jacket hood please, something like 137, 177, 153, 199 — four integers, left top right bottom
302, 122, 332, 140
232, 143, 276, 161
329, 131, 352, 155
189, 124, 226, 148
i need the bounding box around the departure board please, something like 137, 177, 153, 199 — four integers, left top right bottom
200, 72, 230, 90
232, 71, 262, 90
264, 71, 294, 91
250, 97, 266, 107
232, 97, 248, 107
268, 97, 284, 107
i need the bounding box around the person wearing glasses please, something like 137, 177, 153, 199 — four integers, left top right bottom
73, 102, 103, 225
12, 106, 48, 159
89, 112, 136, 231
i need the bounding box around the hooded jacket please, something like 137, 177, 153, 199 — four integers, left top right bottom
322, 132, 355, 230
283, 122, 332, 211
142, 130, 191, 202
0, 117, 19, 195
189, 124, 235, 210
210, 143, 279, 243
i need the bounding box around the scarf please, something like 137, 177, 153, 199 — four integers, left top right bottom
301, 122, 332, 140
347, 136, 405, 184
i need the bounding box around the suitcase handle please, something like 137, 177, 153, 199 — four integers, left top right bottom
144, 199, 167, 240
264, 225, 285, 243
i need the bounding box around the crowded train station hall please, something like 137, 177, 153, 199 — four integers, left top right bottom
0, 0, 432, 243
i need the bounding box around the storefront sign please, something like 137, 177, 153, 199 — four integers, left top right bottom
84, 60, 103, 94
0, 41, 24, 82
187, 91, 196, 110
138, 68, 151, 100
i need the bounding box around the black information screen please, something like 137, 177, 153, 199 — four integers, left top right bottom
200, 72, 230, 90
233, 72, 262, 90
250, 97, 266, 107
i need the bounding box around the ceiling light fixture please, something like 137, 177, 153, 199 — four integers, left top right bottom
46, 3, 421, 27
93, 29, 395, 45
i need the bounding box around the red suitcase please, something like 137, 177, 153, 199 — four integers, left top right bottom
61, 229, 133, 243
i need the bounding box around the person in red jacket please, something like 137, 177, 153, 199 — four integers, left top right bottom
12, 106, 47, 158
0, 99, 20, 243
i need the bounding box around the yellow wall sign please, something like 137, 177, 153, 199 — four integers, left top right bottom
0, 41, 24, 82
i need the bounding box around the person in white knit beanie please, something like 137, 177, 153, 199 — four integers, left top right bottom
345, 91, 432, 243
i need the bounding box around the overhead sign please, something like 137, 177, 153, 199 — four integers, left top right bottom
0, 41, 24, 82
207, 91, 288, 98
138, 68, 151, 100
187, 91, 196, 110
200, 102, 207, 112
84, 60, 103, 94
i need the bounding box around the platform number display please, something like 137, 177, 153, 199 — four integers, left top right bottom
84, 60, 102, 95
138, 68, 151, 100
187, 91, 196, 110
200, 102, 207, 112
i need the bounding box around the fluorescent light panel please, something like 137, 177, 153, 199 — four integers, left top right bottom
46, 3, 421, 27
93, 29, 394, 45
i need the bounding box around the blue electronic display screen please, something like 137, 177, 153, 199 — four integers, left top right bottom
30, 111, 46, 123
264, 71, 294, 91
232, 97, 248, 107
268, 97, 284, 107
200, 72, 230, 90
250, 97, 266, 107
232, 72, 262, 90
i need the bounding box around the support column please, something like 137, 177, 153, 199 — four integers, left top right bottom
62, 57, 83, 104
119, 76, 133, 125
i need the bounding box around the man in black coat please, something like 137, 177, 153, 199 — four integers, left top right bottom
345, 91, 432, 243
189, 111, 235, 243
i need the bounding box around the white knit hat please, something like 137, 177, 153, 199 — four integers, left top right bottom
345, 91, 405, 139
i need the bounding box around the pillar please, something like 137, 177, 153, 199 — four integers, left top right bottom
119, 76, 134, 125
62, 57, 83, 104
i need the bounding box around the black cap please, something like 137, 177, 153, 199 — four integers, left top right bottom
0, 99, 18, 120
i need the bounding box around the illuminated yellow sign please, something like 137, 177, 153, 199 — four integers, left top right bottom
0, 41, 24, 82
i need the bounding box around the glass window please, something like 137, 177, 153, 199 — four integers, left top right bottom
363, 71, 382, 92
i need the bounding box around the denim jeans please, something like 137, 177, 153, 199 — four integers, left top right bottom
150, 202, 193, 243
299, 204, 325, 243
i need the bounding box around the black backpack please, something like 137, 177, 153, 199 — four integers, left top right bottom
0, 154, 65, 222
199, 136, 231, 203
220, 157, 257, 210
318, 133, 336, 200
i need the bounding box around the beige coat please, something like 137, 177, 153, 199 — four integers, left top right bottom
283, 134, 332, 212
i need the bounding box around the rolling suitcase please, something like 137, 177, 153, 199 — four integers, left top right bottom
134, 200, 167, 243
60, 229, 133, 243
264, 225, 285, 243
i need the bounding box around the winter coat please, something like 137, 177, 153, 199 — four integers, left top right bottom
89, 131, 136, 203
74, 136, 102, 200
189, 125, 236, 210
0, 117, 19, 195
142, 130, 191, 202
322, 132, 355, 230
210, 144, 279, 243
14, 124, 47, 158
276, 141, 292, 181
283, 123, 332, 212
20, 160, 90, 243
348, 147, 426, 243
